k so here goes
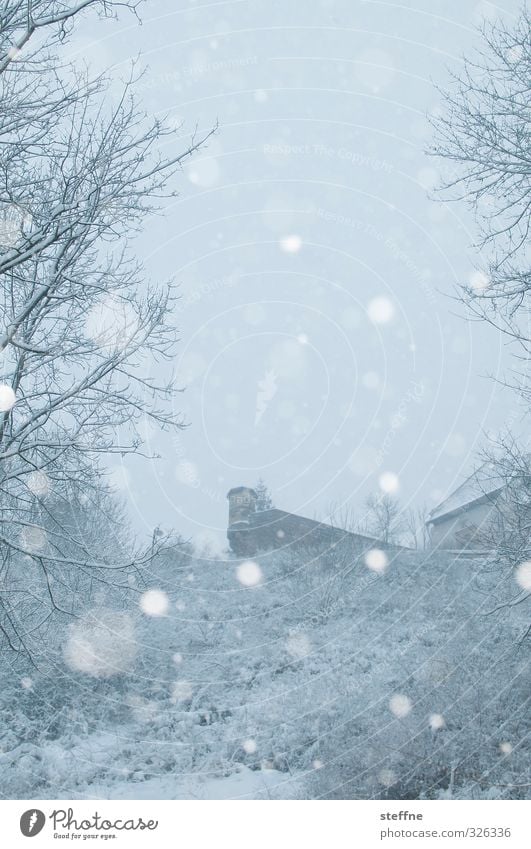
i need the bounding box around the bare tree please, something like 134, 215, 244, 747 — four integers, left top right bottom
325, 500, 357, 532
432, 7, 530, 617
359, 493, 405, 545
0, 1, 214, 655
326, 495, 409, 546
476, 437, 531, 570
403, 504, 430, 550
431, 7, 531, 402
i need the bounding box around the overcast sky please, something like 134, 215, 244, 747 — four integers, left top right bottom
70, 0, 523, 550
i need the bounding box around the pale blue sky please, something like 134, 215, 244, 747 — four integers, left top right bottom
69, 0, 523, 549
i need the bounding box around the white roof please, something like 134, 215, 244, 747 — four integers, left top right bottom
428, 462, 506, 523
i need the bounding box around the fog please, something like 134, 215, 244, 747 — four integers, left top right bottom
70, 0, 522, 547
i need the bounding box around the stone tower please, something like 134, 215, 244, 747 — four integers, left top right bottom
227, 486, 257, 528
226, 487, 258, 555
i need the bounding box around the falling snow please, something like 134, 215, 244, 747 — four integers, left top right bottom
19, 525, 47, 552
0, 384, 16, 412
379, 768, 397, 787
515, 561, 531, 591
286, 631, 312, 659
379, 472, 400, 494
0, 0, 529, 807
236, 560, 263, 587
469, 270, 490, 291
389, 694, 412, 718
171, 680, 193, 703
364, 548, 389, 574
63, 610, 137, 678
279, 234, 302, 253
26, 471, 50, 497
367, 296, 395, 324
140, 590, 170, 617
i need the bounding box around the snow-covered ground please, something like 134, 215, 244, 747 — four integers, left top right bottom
0, 546, 528, 799
90, 766, 301, 800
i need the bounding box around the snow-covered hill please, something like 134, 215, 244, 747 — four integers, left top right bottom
0, 545, 528, 799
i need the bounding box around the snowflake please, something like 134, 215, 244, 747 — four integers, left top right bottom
429, 713, 445, 730
379, 471, 399, 494
26, 470, 50, 497
469, 270, 489, 291
379, 768, 397, 787
187, 154, 220, 188
63, 609, 137, 678
515, 561, 531, 591
126, 695, 158, 723
0, 218, 19, 246
20, 525, 47, 552
0, 384, 16, 412
171, 680, 193, 703
506, 44, 524, 63
175, 460, 200, 487
242, 738, 257, 754
140, 590, 169, 617
20, 677, 33, 690
499, 742, 513, 755
0, 203, 30, 247
286, 632, 311, 659
367, 296, 394, 324
85, 294, 140, 353
389, 694, 412, 718
236, 560, 262, 587
364, 548, 388, 574
280, 234, 302, 254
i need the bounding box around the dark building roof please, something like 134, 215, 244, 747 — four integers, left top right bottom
250, 507, 378, 545
226, 485, 411, 556
228, 504, 389, 556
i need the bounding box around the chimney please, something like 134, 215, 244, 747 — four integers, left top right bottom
227, 486, 257, 528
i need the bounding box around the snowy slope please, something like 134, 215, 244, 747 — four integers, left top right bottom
0, 545, 528, 800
